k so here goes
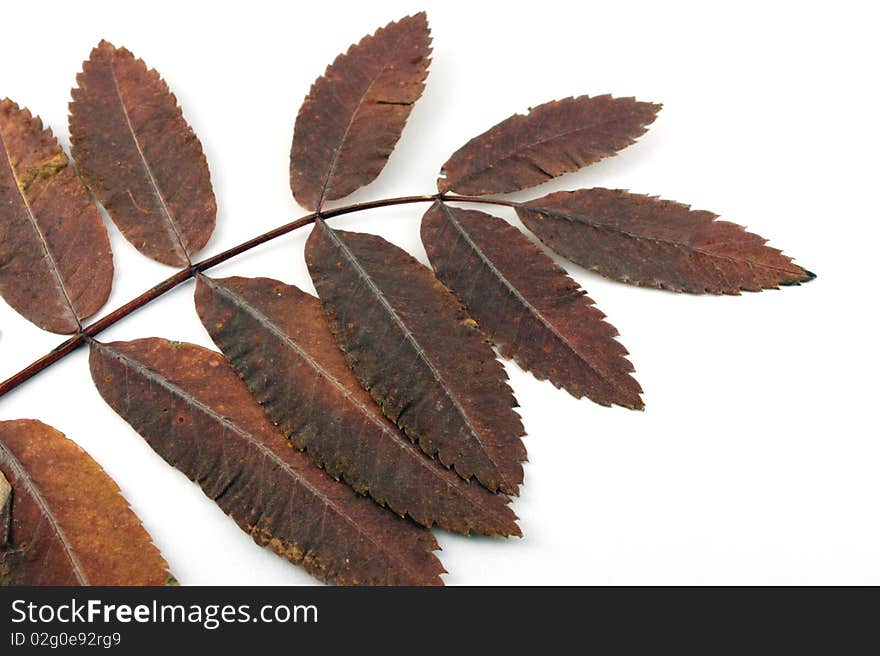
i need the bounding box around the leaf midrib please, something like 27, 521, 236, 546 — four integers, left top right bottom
315, 18, 419, 209
203, 277, 482, 505
0, 441, 89, 584
320, 223, 510, 490
97, 342, 421, 577
520, 200, 804, 277
106, 57, 189, 264
447, 100, 648, 190
438, 202, 631, 398
0, 128, 79, 330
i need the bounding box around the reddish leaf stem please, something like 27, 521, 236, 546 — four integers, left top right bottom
0, 193, 515, 399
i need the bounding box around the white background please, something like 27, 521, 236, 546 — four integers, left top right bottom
1, 0, 877, 585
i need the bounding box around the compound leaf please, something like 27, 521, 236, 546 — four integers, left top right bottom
70, 41, 216, 267
438, 95, 660, 195
195, 274, 519, 537
517, 188, 815, 294
0, 419, 169, 585
290, 12, 431, 210
306, 220, 526, 495
0, 99, 113, 334
89, 338, 444, 586
422, 202, 642, 408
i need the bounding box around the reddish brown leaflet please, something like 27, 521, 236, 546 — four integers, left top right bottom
195, 275, 519, 536
0, 99, 113, 334
0, 419, 169, 586
306, 220, 527, 495
438, 95, 660, 196
290, 13, 431, 210
0, 11, 817, 588
70, 41, 216, 267
516, 188, 814, 294
422, 202, 642, 409
89, 338, 445, 586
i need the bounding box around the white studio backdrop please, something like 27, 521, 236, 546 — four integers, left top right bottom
0, 0, 876, 585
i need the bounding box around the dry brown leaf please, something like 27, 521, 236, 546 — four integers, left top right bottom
306, 219, 527, 495
70, 41, 216, 266
517, 188, 814, 294
0, 99, 113, 334
90, 338, 445, 585
0, 419, 169, 586
290, 13, 431, 210
439, 95, 659, 195
195, 274, 520, 536
422, 202, 642, 408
